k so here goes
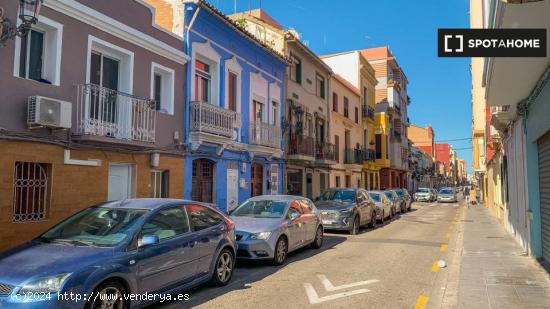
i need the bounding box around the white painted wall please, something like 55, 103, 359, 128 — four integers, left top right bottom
322, 52, 359, 87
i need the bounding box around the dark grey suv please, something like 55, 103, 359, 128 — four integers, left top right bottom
315, 188, 377, 234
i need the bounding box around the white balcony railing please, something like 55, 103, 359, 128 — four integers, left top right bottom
190, 101, 241, 138
76, 84, 156, 143
249, 122, 281, 148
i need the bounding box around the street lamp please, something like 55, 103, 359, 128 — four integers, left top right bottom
0, 0, 43, 46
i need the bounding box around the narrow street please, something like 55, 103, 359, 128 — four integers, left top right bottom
156, 201, 462, 309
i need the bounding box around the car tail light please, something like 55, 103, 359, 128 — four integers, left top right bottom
224, 217, 235, 231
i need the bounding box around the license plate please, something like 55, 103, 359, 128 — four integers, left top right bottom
322, 220, 336, 225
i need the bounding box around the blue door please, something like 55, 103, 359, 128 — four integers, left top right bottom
135, 206, 199, 293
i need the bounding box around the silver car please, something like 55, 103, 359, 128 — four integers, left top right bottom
383, 190, 401, 214
368, 191, 394, 223
231, 195, 323, 265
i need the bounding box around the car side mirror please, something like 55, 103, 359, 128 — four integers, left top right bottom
138, 234, 159, 248
289, 212, 300, 221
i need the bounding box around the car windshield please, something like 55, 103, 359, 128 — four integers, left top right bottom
368, 193, 381, 202
231, 200, 288, 218
417, 188, 430, 193
395, 190, 404, 198
40, 207, 147, 247
318, 190, 356, 203
384, 192, 394, 199
440, 189, 453, 194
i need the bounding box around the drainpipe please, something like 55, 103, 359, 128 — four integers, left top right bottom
184, 2, 201, 146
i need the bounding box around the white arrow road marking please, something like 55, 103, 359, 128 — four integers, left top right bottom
317, 275, 379, 291
303, 283, 371, 305
303, 275, 379, 304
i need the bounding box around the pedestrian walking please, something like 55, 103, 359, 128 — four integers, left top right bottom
469, 187, 477, 206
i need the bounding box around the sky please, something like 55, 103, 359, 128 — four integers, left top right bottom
212, 0, 473, 174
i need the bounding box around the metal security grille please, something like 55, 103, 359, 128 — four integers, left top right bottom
0, 283, 15, 295
12, 162, 50, 222
537, 131, 550, 262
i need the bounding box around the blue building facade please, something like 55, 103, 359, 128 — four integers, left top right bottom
182, 0, 287, 212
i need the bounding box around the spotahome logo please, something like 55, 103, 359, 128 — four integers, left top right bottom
438, 29, 546, 57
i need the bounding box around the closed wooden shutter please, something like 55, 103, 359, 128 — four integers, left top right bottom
538, 131, 550, 261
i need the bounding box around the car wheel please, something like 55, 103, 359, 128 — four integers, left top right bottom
86, 280, 128, 309
272, 237, 288, 265
211, 248, 234, 286
349, 216, 360, 235
311, 226, 323, 249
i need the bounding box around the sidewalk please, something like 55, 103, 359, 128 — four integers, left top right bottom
457, 204, 550, 309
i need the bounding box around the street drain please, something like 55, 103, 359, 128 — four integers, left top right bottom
487, 236, 504, 239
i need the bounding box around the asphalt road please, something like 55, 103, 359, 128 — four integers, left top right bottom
153, 200, 462, 309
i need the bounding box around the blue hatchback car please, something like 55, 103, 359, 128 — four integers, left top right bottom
0, 199, 236, 308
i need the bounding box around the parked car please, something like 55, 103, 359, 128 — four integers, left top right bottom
414, 188, 434, 202
0, 199, 236, 309
368, 191, 393, 223
383, 190, 402, 214
438, 188, 458, 203
315, 188, 376, 235
393, 188, 412, 212
230, 195, 323, 265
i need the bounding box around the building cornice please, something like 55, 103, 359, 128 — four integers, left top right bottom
44, 0, 190, 64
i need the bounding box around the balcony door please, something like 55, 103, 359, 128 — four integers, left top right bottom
89, 52, 129, 138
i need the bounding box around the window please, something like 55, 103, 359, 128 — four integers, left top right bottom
271, 101, 279, 125
186, 205, 223, 231
253, 100, 265, 123
332, 92, 338, 112
335, 135, 340, 163
363, 86, 368, 106
288, 200, 303, 218
375, 134, 382, 159
357, 178, 361, 188
290, 54, 302, 84
151, 63, 175, 114
335, 176, 341, 187
13, 162, 51, 222
228, 71, 238, 111
195, 59, 211, 103
300, 200, 313, 214
346, 175, 351, 188
150, 170, 169, 198
308, 117, 314, 137
355, 107, 359, 123
316, 74, 325, 99
344, 97, 349, 118
140, 207, 189, 240
15, 16, 63, 85
87, 36, 133, 94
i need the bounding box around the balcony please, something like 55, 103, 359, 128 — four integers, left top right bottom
344, 148, 365, 164
315, 142, 336, 162
75, 84, 156, 143
362, 105, 375, 120
190, 101, 241, 138
364, 149, 376, 162
249, 122, 281, 148
490, 105, 513, 131
288, 135, 315, 158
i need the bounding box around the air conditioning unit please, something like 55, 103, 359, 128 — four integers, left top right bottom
28, 96, 72, 129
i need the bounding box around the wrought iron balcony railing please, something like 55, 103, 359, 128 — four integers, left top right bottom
288, 135, 315, 157
75, 84, 156, 143
190, 101, 241, 138
249, 122, 281, 148
315, 142, 336, 161
362, 105, 375, 120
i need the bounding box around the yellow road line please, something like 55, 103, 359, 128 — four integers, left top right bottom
432, 262, 440, 272
440, 244, 448, 252
414, 294, 429, 309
